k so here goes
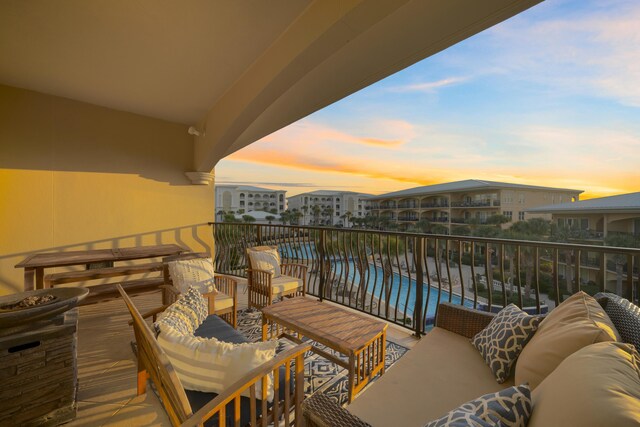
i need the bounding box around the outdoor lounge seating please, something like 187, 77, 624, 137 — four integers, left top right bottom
162, 252, 238, 328
303, 293, 640, 426
118, 284, 310, 426
246, 246, 307, 309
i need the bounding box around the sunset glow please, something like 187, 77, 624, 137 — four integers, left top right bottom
217, 0, 640, 199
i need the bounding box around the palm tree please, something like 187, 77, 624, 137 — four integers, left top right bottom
311, 205, 321, 225
265, 215, 275, 225
292, 211, 303, 225
242, 215, 256, 223
279, 210, 291, 225
301, 205, 309, 225
216, 210, 226, 222
344, 211, 353, 228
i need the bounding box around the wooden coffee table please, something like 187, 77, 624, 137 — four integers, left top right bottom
261, 297, 387, 402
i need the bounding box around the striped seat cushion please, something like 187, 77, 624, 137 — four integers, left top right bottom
156, 324, 278, 401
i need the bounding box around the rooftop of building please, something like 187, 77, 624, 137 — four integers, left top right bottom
216, 184, 284, 193
369, 179, 584, 200
289, 190, 373, 198
528, 192, 640, 214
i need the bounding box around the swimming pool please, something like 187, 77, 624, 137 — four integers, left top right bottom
281, 243, 474, 326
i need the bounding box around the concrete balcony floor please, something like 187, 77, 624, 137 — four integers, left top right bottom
68, 280, 418, 426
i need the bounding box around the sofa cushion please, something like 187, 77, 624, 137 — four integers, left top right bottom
213, 292, 234, 311
157, 325, 278, 401
247, 246, 281, 277
168, 257, 216, 294
529, 342, 640, 427
347, 327, 513, 427
471, 304, 539, 383
424, 384, 532, 427
595, 292, 640, 352
271, 275, 302, 295
515, 291, 619, 389
194, 314, 249, 344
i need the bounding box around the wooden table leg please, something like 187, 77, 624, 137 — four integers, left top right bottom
262, 314, 268, 341
24, 268, 35, 291
348, 353, 356, 403
36, 267, 45, 289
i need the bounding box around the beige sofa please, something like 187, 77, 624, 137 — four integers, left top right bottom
303, 294, 640, 427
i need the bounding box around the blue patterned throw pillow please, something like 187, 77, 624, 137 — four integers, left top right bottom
424, 384, 532, 427
595, 292, 640, 352
471, 304, 540, 383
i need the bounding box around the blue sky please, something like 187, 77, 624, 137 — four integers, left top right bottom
217, 0, 640, 199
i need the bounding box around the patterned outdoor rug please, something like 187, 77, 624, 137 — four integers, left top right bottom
237, 308, 409, 406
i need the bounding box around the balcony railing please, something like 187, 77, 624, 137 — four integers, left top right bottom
397, 202, 418, 209
420, 202, 449, 208
451, 200, 500, 208
211, 222, 640, 336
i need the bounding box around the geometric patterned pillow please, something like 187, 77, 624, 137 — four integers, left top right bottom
155, 286, 208, 335
471, 304, 540, 383
424, 384, 532, 427
595, 292, 640, 352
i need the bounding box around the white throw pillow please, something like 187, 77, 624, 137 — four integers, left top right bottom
248, 247, 281, 277
157, 325, 278, 401
168, 258, 216, 294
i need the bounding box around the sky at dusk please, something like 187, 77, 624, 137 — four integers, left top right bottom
216, 0, 640, 200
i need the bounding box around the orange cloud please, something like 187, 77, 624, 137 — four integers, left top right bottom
226, 147, 437, 187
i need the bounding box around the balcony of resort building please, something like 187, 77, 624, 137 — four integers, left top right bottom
367, 180, 583, 233
1, 2, 640, 427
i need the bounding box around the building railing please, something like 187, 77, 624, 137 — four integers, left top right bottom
420, 202, 449, 208
397, 202, 418, 209
451, 200, 500, 208
210, 222, 639, 336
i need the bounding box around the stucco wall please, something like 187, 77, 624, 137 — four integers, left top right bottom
0, 85, 214, 295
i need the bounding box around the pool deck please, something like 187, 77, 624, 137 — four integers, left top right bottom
67, 279, 418, 426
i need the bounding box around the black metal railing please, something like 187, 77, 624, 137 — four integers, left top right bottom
211, 222, 640, 336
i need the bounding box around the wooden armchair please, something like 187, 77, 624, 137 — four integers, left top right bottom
162, 252, 238, 328
246, 245, 307, 309
118, 284, 311, 426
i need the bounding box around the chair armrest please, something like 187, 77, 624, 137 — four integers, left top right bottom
281, 263, 308, 280
181, 342, 312, 427
302, 392, 372, 427
214, 274, 238, 298
435, 303, 495, 338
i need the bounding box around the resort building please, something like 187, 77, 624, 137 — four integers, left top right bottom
215, 185, 286, 217
528, 192, 640, 241
367, 179, 582, 231
527, 192, 640, 293
287, 191, 372, 226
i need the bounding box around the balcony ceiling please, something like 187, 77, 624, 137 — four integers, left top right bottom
0, 0, 541, 171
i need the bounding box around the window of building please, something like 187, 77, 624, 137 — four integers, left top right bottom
504, 211, 513, 220
239, 193, 245, 198
580, 218, 589, 230
518, 193, 525, 204
518, 212, 525, 221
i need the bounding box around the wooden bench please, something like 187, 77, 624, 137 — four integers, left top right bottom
118, 284, 311, 426
15, 244, 187, 305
